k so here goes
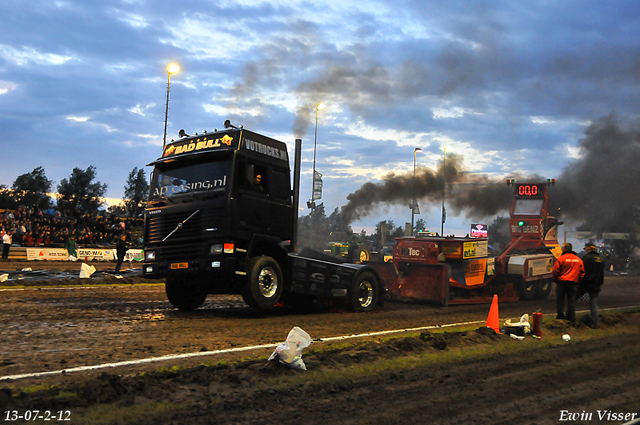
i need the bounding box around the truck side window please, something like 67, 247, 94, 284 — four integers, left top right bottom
270, 169, 291, 202
240, 161, 268, 194
253, 169, 266, 192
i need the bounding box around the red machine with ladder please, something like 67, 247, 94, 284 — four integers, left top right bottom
370, 180, 561, 306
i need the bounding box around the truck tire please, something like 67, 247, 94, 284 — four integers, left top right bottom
349, 271, 379, 312
519, 280, 536, 301
242, 256, 283, 311
165, 276, 207, 311
534, 279, 552, 299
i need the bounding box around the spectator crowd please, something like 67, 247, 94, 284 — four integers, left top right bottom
0, 207, 142, 250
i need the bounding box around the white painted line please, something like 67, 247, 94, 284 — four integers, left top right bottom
0, 343, 280, 381
0, 284, 162, 292
317, 320, 484, 342
3, 305, 639, 382
0, 319, 485, 382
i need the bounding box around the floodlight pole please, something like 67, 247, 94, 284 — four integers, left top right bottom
163, 64, 179, 150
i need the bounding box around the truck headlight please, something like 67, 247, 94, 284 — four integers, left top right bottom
145, 250, 156, 261
210, 244, 223, 255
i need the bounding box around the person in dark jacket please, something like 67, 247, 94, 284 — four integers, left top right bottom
577, 242, 605, 328
115, 234, 128, 273
553, 242, 585, 322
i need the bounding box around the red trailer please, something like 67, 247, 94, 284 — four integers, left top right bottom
369, 180, 561, 306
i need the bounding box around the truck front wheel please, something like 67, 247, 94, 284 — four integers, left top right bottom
165, 276, 207, 311
242, 256, 283, 311
349, 271, 379, 312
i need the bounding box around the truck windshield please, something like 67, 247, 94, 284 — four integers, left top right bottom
150, 159, 232, 199
513, 199, 543, 216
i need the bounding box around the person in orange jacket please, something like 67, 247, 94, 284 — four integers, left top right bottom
553, 242, 585, 322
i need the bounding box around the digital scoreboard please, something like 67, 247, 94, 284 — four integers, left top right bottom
515, 183, 544, 198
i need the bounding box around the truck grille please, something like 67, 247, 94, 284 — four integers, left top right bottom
159, 244, 201, 262
146, 208, 224, 245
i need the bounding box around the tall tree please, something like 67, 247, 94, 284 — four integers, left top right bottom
414, 218, 427, 234
488, 216, 511, 250
0, 185, 17, 210
57, 166, 107, 217
375, 219, 401, 245
12, 166, 52, 210
122, 167, 149, 218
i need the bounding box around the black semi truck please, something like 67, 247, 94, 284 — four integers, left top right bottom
142, 122, 384, 312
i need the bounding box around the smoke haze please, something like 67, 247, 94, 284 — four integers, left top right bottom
340, 114, 640, 237
552, 114, 640, 234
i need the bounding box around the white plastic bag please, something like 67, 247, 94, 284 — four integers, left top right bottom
503, 313, 531, 336
269, 326, 311, 370
79, 263, 96, 278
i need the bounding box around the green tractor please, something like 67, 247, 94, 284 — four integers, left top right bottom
325, 241, 371, 263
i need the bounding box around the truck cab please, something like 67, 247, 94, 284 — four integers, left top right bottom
143, 124, 384, 313
143, 127, 294, 309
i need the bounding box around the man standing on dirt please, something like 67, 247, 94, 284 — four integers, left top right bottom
553, 242, 585, 322
115, 234, 127, 274
65, 235, 78, 260
2, 229, 12, 259
577, 242, 605, 328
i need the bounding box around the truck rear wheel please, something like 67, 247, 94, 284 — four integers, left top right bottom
242, 256, 283, 311
534, 279, 552, 299
349, 271, 379, 312
165, 276, 207, 311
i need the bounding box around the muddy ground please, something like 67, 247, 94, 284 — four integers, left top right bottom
1, 261, 640, 424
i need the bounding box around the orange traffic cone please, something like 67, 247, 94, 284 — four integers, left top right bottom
486, 294, 500, 333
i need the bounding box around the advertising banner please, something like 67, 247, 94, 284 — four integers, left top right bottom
26, 248, 69, 261
77, 249, 115, 261
25, 248, 143, 262
470, 223, 488, 238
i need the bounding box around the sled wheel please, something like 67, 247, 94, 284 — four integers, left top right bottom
350, 271, 379, 312
165, 275, 207, 311
242, 256, 283, 311
519, 280, 536, 301
535, 279, 552, 299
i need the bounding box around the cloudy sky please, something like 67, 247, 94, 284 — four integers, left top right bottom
1, 1, 639, 235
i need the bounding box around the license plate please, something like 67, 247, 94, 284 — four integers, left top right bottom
171, 262, 189, 269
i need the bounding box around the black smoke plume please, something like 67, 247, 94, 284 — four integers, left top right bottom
340, 154, 516, 226
340, 114, 640, 237
552, 114, 640, 234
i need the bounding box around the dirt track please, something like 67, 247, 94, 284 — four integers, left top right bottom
1, 261, 640, 424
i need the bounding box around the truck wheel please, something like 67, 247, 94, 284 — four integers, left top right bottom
165, 276, 207, 311
242, 256, 283, 310
349, 271, 379, 312
535, 279, 552, 299
519, 280, 536, 301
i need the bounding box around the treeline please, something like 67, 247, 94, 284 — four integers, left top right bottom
296, 202, 428, 251
0, 166, 149, 219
